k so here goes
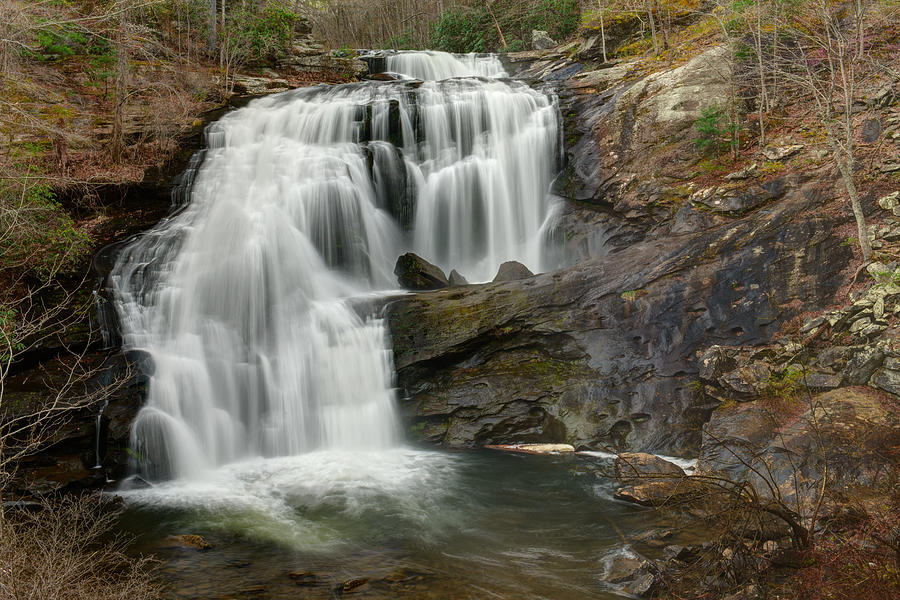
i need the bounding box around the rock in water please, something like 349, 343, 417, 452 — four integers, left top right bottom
394, 253, 449, 290
532, 30, 557, 50
615, 452, 685, 484
448, 269, 469, 286
492, 261, 534, 282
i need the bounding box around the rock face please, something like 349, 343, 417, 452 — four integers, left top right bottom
492, 261, 534, 282
387, 186, 851, 453
697, 387, 899, 511
394, 253, 449, 290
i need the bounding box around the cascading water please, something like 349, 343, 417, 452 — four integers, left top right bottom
109, 51, 559, 482
107, 52, 674, 600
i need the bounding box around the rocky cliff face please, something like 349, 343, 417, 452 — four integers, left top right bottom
387, 47, 863, 455
388, 181, 852, 454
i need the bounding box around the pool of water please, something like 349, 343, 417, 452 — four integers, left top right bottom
116, 448, 669, 599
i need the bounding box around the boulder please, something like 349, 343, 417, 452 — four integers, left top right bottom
697, 388, 899, 511
531, 30, 557, 50
492, 261, 534, 282
448, 269, 469, 286
599, 548, 659, 597
394, 253, 449, 290
615, 452, 685, 485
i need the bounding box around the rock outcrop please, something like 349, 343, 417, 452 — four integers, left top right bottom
394, 253, 449, 290
387, 185, 851, 453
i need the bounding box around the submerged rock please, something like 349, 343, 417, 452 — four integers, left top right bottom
394, 253, 449, 290
492, 261, 534, 282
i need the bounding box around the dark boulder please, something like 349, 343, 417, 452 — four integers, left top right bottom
492, 261, 534, 282
394, 253, 449, 290
448, 269, 469, 286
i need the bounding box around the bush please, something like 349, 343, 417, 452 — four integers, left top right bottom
692, 104, 739, 155
0, 495, 160, 600
0, 181, 92, 281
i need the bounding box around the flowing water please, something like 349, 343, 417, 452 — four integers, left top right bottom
107, 51, 655, 598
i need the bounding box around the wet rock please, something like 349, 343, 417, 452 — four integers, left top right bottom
492, 261, 534, 282
165, 534, 212, 551
337, 578, 369, 594
662, 544, 701, 564
387, 186, 852, 452
448, 269, 469, 286
288, 571, 320, 586
615, 452, 684, 484
531, 30, 557, 50
600, 548, 659, 596
394, 253, 449, 290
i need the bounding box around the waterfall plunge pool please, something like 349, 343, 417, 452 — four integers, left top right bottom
117, 448, 677, 599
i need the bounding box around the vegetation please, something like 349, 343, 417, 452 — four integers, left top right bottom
309, 0, 580, 53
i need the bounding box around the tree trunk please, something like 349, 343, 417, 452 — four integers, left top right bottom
645, 0, 658, 56
208, 0, 217, 55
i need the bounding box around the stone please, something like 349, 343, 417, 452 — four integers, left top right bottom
718, 362, 771, 395
697, 388, 897, 511
762, 144, 804, 161
615, 452, 685, 484
842, 346, 885, 385
394, 253, 449, 290
881, 163, 900, 173
879, 191, 900, 211
492, 261, 534, 282
600, 548, 658, 596
698, 346, 737, 381
802, 372, 841, 390
165, 534, 212, 551
531, 30, 557, 50
724, 163, 758, 180
338, 578, 369, 594
484, 443, 575, 454
849, 317, 873, 333
870, 367, 900, 396
448, 269, 469, 286
860, 118, 882, 143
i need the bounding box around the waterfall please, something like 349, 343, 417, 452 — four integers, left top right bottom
110, 51, 559, 481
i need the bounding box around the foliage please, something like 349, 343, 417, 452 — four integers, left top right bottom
430, 0, 580, 54
222, 0, 301, 66
692, 104, 739, 155
0, 180, 92, 281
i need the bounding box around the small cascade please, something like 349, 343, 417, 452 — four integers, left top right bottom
109, 50, 560, 482
385, 50, 507, 80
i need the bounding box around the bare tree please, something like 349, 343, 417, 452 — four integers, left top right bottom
777, 0, 877, 262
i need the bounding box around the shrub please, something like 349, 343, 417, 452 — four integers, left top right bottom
692, 104, 739, 155
0, 495, 160, 600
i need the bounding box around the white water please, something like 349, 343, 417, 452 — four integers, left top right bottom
385, 50, 507, 80
110, 51, 559, 491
